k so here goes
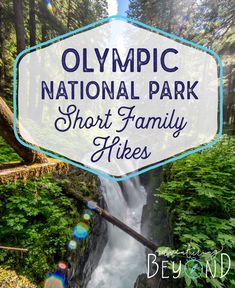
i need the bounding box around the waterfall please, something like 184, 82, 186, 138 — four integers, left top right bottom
87, 177, 147, 288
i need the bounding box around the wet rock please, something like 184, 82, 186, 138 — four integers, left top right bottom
135, 168, 173, 288
76, 188, 108, 288
134, 273, 172, 288
53, 167, 108, 288
141, 168, 171, 246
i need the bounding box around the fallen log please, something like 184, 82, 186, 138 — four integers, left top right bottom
0, 97, 69, 181
0, 160, 68, 184
66, 189, 157, 252
0, 96, 48, 164
96, 204, 157, 252
0, 245, 28, 252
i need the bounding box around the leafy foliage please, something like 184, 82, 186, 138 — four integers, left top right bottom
156, 136, 235, 287
0, 136, 22, 163
0, 175, 83, 285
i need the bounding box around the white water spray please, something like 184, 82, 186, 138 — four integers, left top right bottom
87, 177, 147, 288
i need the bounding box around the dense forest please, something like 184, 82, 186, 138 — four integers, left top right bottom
127, 0, 235, 128
0, 0, 108, 102
0, 0, 234, 288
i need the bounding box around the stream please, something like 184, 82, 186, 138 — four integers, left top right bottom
87, 177, 147, 288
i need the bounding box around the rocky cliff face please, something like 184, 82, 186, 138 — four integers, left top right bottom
76, 185, 108, 288
135, 168, 172, 288
141, 168, 171, 247
54, 167, 108, 288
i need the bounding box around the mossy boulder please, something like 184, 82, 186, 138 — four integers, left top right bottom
0, 267, 36, 287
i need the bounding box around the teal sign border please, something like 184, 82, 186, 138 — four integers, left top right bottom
13, 15, 223, 182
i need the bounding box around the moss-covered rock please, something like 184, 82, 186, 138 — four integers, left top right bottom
0, 267, 36, 287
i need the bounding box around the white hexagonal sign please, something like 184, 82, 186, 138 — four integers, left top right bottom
14, 16, 222, 180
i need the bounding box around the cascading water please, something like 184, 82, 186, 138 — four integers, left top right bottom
87, 177, 147, 288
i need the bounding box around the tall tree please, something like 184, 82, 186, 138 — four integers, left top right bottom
13, 0, 26, 53
0, 0, 109, 164
0, 1, 5, 93
67, 0, 72, 29
0, 0, 48, 163
29, 0, 36, 47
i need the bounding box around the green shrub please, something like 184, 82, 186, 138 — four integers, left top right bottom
0, 136, 21, 163
157, 135, 235, 287
0, 175, 83, 285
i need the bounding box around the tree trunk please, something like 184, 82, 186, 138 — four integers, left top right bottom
29, 0, 36, 47
38, 0, 67, 35
0, 96, 48, 163
96, 204, 157, 251
67, 0, 71, 29
167, 0, 174, 32
13, 0, 26, 54
0, 2, 4, 95
0, 246, 28, 252
66, 189, 158, 252
41, 21, 47, 42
